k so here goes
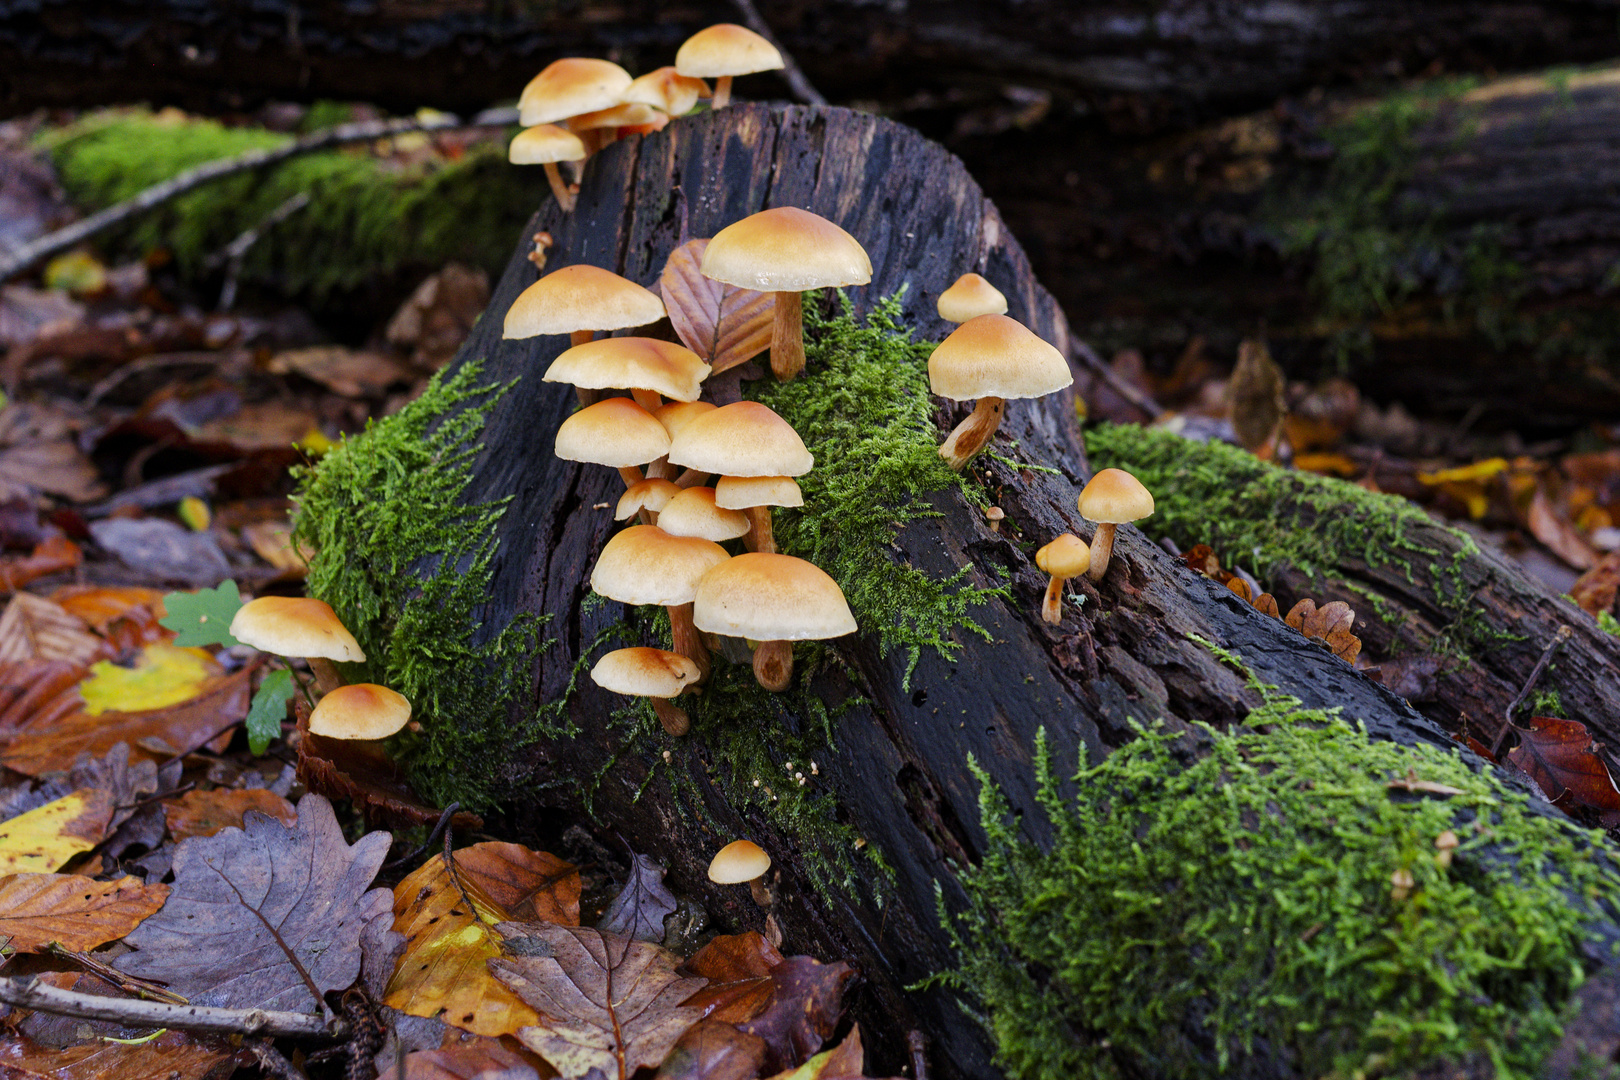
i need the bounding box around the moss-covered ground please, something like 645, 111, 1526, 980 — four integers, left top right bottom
941, 642, 1620, 1079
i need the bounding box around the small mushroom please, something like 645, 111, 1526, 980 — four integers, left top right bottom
1435, 830, 1460, 869
675, 24, 783, 109
518, 58, 633, 127
937, 273, 1008, 324
1035, 534, 1090, 624
927, 314, 1072, 471
984, 506, 1005, 533
692, 552, 856, 692
1390, 867, 1416, 902
591, 525, 730, 681
656, 487, 751, 543
623, 66, 710, 117
591, 647, 700, 736
229, 595, 365, 694
1077, 468, 1154, 583
503, 264, 667, 364
543, 336, 708, 412
714, 474, 803, 554
568, 102, 669, 151
617, 478, 682, 524
708, 838, 772, 905
508, 124, 587, 212
308, 683, 412, 741
554, 397, 671, 489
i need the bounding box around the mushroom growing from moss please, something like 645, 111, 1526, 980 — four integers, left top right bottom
1077, 468, 1154, 583
591, 647, 700, 736
1035, 534, 1090, 625
928, 314, 1072, 471
708, 838, 772, 905
591, 524, 730, 680
307, 683, 412, 741
692, 552, 856, 692
554, 397, 670, 488
700, 207, 871, 382
508, 124, 587, 212
504, 264, 666, 355
667, 401, 813, 543
675, 24, 783, 109
937, 273, 1008, 324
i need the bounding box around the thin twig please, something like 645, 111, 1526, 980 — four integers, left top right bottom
44, 945, 188, 1005
381, 802, 461, 872
213, 191, 312, 311
251, 1037, 312, 1080
1072, 338, 1164, 420
113, 781, 195, 814
0, 976, 344, 1039
1494, 624, 1575, 755
907, 1030, 929, 1080
726, 0, 827, 106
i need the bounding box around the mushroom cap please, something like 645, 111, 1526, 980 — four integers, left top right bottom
656, 487, 752, 541
714, 474, 804, 510
505, 264, 666, 340
591, 647, 700, 699
308, 683, 411, 740
568, 102, 665, 132
667, 401, 813, 478
692, 552, 856, 641
508, 124, 587, 165
676, 24, 784, 79
927, 314, 1073, 402
591, 525, 730, 606
937, 273, 1009, 323
544, 337, 708, 402
1077, 468, 1154, 524
708, 838, 772, 884
623, 67, 709, 115
554, 397, 670, 468
616, 478, 682, 521
654, 400, 718, 440
229, 596, 366, 662
1036, 533, 1091, 579
519, 58, 633, 126
700, 207, 872, 293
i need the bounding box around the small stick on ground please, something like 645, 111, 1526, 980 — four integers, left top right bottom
907, 1030, 928, 1080
1494, 624, 1575, 755
251, 1037, 312, 1080
1072, 338, 1164, 420
727, 0, 827, 106
210, 191, 312, 311
0, 976, 345, 1039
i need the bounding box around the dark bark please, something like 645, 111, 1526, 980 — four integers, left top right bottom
444, 103, 1620, 1077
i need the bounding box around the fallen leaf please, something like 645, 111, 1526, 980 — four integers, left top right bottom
0, 789, 113, 872
0, 538, 79, 595
654, 1019, 769, 1080
1571, 551, 1620, 617
0, 439, 107, 503
491, 920, 707, 1080
79, 642, 220, 716
1282, 598, 1362, 664
385, 263, 492, 371
0, 1030, 233, 1079
403, 1034, 552, 1080
452, 842, 580, 927
683, 932, 784, 982
270, 346, 412, 398
115, 793, 393, 1011
1227, 338, 1285, 455
0, 658, 84, 733
162, 787, 297, 841
659, 239, 773, 374
0, 593, 104, 667
0, 872, 169, 951
296, 707, 480, 830
1251, 592, 1280, 618
737, 956, 857, 1072
157, 580, 242, 648
89, 518, 232, 587
1528, 488, 1598, 570
1386, 768, 1466, 796
761, 1025, 866, 1080
599, 852, 676, 944
52, 586, 167, 633
1506, 716, 1620, 825
193, 400, 323, 453
243, 520, 307, 574
0, 286, 83, 350
678, 977, 776, 1025
1291, 452, 1360, 477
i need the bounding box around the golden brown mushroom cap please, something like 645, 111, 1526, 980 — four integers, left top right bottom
653, 400, 718, 440
713, 474, 803, 510
504, 264, 666, 340
308, 683, 411, 740
937, 273, 1009, 323
519, 58, 633, 126
676, 25, 784, 79
708, 838, 772, 883
591, 525, 730, 606
567, 102, 665, 132
656, 487, 751, 541
554, 397, 670, 469
1077, 468, 1155, 524
701, 207, 871, 293
591, 647, 700, 699
616, 478, 682, 521
623, 66, 710, 116
666, 401, 812, 478
229, 596, 365, 662
927, 314, 1072, 402
1036, 534, 1091, 579
544, 337, 708, 402
508, 124, 587, 165
692, 552, 856, 641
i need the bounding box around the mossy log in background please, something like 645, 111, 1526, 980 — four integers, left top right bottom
297, 104, 1620, 1077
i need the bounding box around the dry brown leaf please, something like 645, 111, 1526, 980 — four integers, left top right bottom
658, 239, 773, 374
50, 586, 166, 633
0, 538, 80, 595
1506, 715, 1620, 826
1282, 598, 1362, 664
1228, 338, 1286, 454
653, 1019, 769, 1080
1226, 577, 1252, 602
0, 1031, 233, 1080
0, 593, 105, 667
192, 400, 321, 453
163, 787, 297, 841
1252, 592, 1280, 618
0, 659, 84, 733
1571, 551, 1620, 617
242, 520, 307, 574
1529, 487, 1599, 570
404, 1034, 554, 1080
0, 439, 108, 503
0, 872, 168, 951
269, 345, 411, 398
452, 842, 580, 927
683, 932, 783, 982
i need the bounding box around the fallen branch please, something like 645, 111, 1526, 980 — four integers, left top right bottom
0, 976, 345, 1039
211, 191, 312, 311
1073, 338, 1164, 420
728, 0, 828, 106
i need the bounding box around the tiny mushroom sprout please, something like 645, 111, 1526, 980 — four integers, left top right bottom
1035, 533, 1091, 624
937, 273, 1008, 324
554, 396, 670, 489
519, 58, 633, 127
667, 401, 814, 552
617, 477, 681, 524
591, 647, 700, 736
692, 552, 856, 692
675, 24, 783, 109
591, 524, 730, 680
927, 313, 1072, 471
623, 66, 710, 118
701, 207, 871, 382
229, 595, 365, 694
1077, 468, 1154, 583
714, 475, 803, 553
656, 487, 751, 543
307, 683, 412, 741
508, 124, 587, 212
708, 838, 773, 905
505, 264, 667, 358
543, 336, 708, 413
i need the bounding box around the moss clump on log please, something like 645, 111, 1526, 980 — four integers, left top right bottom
941, 644, 1619, 1079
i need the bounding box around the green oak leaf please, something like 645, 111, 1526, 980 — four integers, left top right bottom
245, 668, 296, 755
159, 580, 243, 648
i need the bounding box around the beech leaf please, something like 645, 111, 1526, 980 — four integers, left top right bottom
0, 592, 104, 667
0, 872, 169, 951
1506, 715, 1620, 825
598, 852, 676, 943
659, 239, 774, 374
0, 788, 114, 872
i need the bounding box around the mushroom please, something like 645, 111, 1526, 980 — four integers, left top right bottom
554, 397, 670, 489
655, 487, 751, 542
692, 552, 856, 692
519, 58, 633, 127
675, 24, 783, 109
653, 400, 717, 482
714, 474, 803, 554
1077, 468, 1154, 583
623, 66, 710, 118
229, 595, 365, 695
543, 336, 708, 413
508, 124, 587, 212
504, 264, 666, 362
667, 401, 814, 544
1035, 534, 1091, 624
307, 683, 412, 741
617, 478, 681, 524
1435, 830, 1460, 869
591, 647, 700, 736
984, 506, 1005, 533
568, 102, 669, 152
937, 273, 1008, 324
700, 207, 871, 382
928, 314, 1073, 471
708, 838, 772, 905
591, 524, 729, 681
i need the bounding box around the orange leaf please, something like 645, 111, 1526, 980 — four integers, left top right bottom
0, 537, 80, 595
452, 841, 580, 927
1506, 715, 1620, 824
659, 239, 774, 373
1252, 593, 1280, 618
51, 586, 167, 632
0, 1032, 233, 1080
0, 872, 169, 951
163, 787, 297, 841
1528, 487, 1599, 570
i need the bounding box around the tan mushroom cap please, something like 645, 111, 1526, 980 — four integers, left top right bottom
667, 401, 813, 478
591, 647, 700, 699
308, 683, 411, 741
623, 66, 709, 115
229, 596, 365, 662
937, 273, 1009, 323
693, 552, 856, 641
709, 839, 771, 884
928, 314, 1073, 402
701, 207, 872, 293
591, 525, 730, 606
544, 337, 708, 402
554, 397, 670, 468
616, 478, 682, 521
714, 474, 803, 510
1077, 468, 1155, 524
509, 124, 587, 165
654, 400, 717, 440
1036, 534, 1091, 579
676, 25, 784, 79
568, 102, 665, 132
505, 265, 666, 340
519, 58, 633, 126
657, 487, 751, 542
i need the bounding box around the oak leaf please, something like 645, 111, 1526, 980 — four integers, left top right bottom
1506, 715, 1620, 826
0, 872, 169, 951
659, 239, 774, 374
761, 1025, 868, 1080
598, 852, 675, 944
0, 789, 113, 872
163, 787, 297, 841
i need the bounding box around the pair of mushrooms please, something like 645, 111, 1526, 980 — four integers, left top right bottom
1032, 469, 1156, 623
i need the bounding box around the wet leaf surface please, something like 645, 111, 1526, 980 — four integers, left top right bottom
653, 1019, 769, 1080
402, 1033, 553, 1080
452, 842, 580, 927
736, 957, 857, 1072
1506, 716, 1620, 826
0, 789, 113, 872
0, 1030, 234, 1080
0, 872, 168, 951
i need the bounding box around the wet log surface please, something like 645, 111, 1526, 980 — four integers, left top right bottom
447, 104, 1620, 1077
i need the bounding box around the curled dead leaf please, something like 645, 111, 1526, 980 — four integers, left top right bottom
659, 239, 774, 374
1282, 598, 1362, 664
1505, 715, 1620, 826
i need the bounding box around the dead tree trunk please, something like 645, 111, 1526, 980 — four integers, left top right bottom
424, 103, 1620, 1077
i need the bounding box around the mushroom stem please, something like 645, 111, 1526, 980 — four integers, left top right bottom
1087, 523, 1119, 582
769, 291, 805, 381
938, 396, 1006, 471
651, 697, 691, 737
646, 456, 673, 480
673, 468, 710, 489
1041, 575, 1067, 625
744, 506, 777, 554
748, 878, 771, 907
570, 330, 595, 348
712, 75, 734, 109
752, 639, 793, 692
308, 657, 344, 695
571, 331, 598, 408
544, 163, 576, 212
668, 603, 712, 683
631, 388, 663, 413
618, 466, 645, 489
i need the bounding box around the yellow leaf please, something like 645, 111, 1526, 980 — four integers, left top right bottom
0, 789, 114, 873
43, 250, 107, 296
177, 496, 211, 531
1417, 458, 1508, 485
80, 642, 220, 716
1292, 452, 1359, 478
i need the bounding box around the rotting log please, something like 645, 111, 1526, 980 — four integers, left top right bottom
347, 105, 1620, 1076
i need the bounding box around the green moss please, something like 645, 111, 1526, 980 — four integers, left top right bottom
42, 108, 536, 299
1598, 611, 1620, 638
940, 643, 1619, 1079
291, 362, 553, 810
1530, 688, 1567, 718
